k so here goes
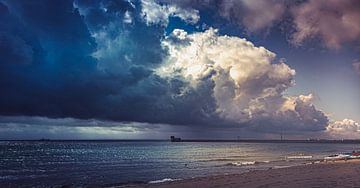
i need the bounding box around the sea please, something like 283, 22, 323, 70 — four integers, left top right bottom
1, 141, 359, 187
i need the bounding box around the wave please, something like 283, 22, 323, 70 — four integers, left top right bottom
200, 156, 257, 162
0, 175, 18, 180
272, 165, 293, 169
286, 155, 313, 159
201, 158, 242, 162
148, 178, 182, 184
226, 160, 270, 166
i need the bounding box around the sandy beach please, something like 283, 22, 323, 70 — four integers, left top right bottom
122, 160, 360, 188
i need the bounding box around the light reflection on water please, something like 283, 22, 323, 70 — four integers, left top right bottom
0, 141, 359, 187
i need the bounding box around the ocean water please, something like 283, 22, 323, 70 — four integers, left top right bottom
0, 141, 359, 187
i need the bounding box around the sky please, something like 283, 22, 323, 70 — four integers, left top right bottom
0, 0, 359, 140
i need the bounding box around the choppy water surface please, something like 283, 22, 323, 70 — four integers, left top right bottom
0, 141, 359, 187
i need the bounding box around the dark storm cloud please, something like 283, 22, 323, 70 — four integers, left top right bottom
0, 115, 160, 130
0, 115, 173, 140
248, 97, 329, 133
0, 0, 99, 118
0, 0, 224, 128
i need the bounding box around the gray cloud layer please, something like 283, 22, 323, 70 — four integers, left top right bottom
353, 60, 360, 75
291, 0, 360, 49
219, 0, 286, 32
163, 0, 360, 49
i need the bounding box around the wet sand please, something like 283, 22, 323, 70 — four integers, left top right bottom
122, 159, 360, 188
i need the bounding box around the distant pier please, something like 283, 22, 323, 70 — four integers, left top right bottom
170, 137, 360, 144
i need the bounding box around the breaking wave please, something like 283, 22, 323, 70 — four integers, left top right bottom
148, 178, 182, 184
226, 160, 270, 166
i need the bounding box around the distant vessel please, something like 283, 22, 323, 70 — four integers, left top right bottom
39, 138, 51, 141
170, 136, 181, 142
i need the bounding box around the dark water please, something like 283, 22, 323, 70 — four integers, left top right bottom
0, 141, 359, 187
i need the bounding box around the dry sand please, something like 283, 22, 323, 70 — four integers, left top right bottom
121, 159, 360, 188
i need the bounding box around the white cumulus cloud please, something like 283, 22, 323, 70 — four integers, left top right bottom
327, 119, 360, 138
157, 28, 328, 132
140, 0, 199, 26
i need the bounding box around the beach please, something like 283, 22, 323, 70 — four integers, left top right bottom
125, 160, 360, 188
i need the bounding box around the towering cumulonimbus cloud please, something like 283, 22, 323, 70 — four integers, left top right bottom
157, 28, 329, 132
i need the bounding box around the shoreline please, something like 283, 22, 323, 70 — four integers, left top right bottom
120, 159, 360, 188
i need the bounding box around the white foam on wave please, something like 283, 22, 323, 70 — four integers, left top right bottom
0, 175, 18, 180
272, 165, 293, 169
286, 155, 313, 159
148, 178, 181, 184
227, 160, 271, 166
227, 161, 256, 166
